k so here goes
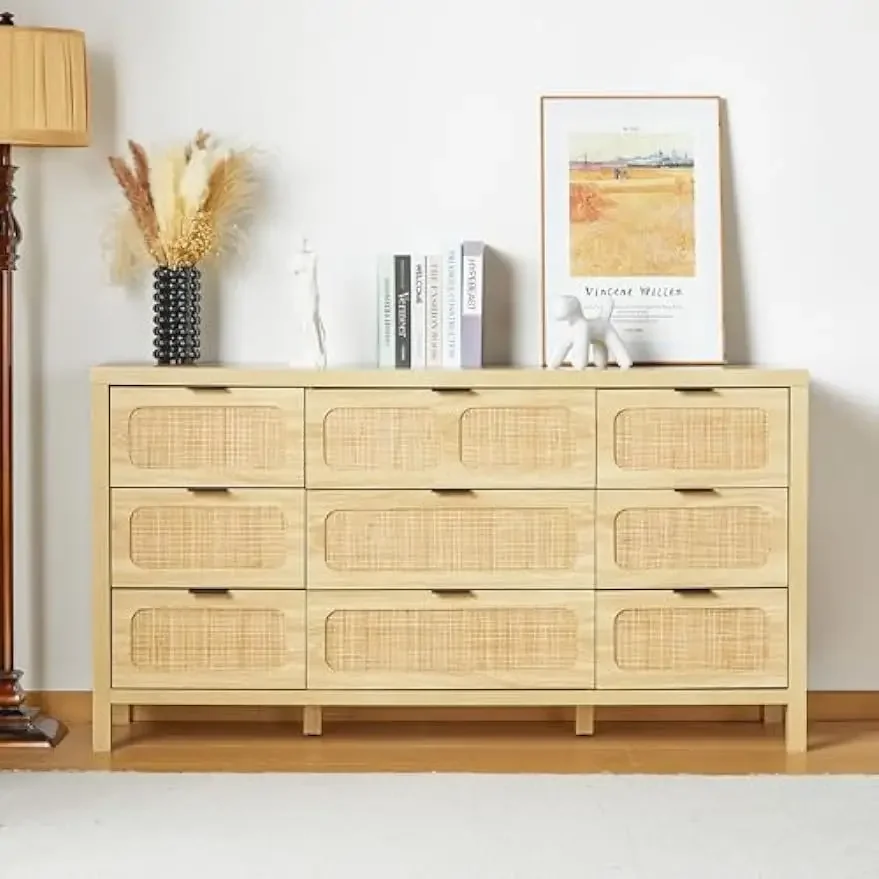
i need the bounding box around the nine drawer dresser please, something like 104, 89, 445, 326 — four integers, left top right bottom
91, 365, 809, 753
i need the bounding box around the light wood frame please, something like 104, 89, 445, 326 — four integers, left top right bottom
91, 379, 112, 752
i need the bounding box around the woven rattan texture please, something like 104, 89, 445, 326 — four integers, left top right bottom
128, 406, 285, 471
613, 407, 769, 471
322, 408, 439, 471
130, 607, 286, 671
324, 507, 575, 572
614, 607, 768, 672
460, 407, 573, 469
325, 608, 579, 672
129, 506, 287, 570
614, 506, 772, 570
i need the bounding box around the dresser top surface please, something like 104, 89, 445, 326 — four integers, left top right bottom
91, 363, 809, 389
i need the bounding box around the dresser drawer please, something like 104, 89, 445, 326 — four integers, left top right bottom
307, 489, 594, 589
596, 589, 788, 689
597, 389, 789, 488
111, 589, 305, 690
110, 386, 304, 487
111, 489, 304, 588
305, 388, 595, 488
307, 589, 594, 690
596, 488, 788, 588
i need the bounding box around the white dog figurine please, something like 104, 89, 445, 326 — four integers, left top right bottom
547, 295, 633, 370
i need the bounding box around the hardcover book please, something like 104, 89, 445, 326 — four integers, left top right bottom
394, 254, 411, 368
460, 240, 485, 368
441, 246, 461, 368
376, 254, 396, 367
410, 254, 426, 368
425, 254, 443, 368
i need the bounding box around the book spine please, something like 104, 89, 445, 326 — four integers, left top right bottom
425, 254, 443, 368
460, 241, 484, 368
376, 254, 396, 367
441, 245, 461, 368
410, 254, 426, 368
394, 254, 411, 368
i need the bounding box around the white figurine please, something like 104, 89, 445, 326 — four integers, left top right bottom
547, 295, 632, 370
290, 238, 327, 369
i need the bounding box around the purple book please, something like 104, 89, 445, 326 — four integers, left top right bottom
460, 241, 485, 368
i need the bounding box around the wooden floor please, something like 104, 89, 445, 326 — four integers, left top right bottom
3, 720, 879, 773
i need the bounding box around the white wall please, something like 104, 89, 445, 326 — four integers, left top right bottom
15, 0, 879, 691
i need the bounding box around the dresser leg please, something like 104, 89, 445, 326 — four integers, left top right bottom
112, 704, 132, 726
303, 706, 323, 736
763, 705, 784, 725
785, 698, 808, 753
92, 695, 112, 753
575, 706, 595, 736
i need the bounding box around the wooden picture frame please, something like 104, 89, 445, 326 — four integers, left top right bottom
540, 94, 725, 366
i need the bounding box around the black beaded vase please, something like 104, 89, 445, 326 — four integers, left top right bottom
152, 265, 201, 365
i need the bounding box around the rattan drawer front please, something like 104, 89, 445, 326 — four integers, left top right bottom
110, 386, 304, 487
596, 488, 788, 588
597, 389, 789, 488
596, 589, 788, 689
307, 490, 594, 589
112, 589, 305, 689
305, 388, 595, 488
111, 489, 304, 588
307, 589, 594, 689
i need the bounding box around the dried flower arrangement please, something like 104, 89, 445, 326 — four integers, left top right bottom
105, 129, 258, 284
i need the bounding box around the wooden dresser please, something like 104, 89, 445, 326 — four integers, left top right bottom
91, 365, 809, 752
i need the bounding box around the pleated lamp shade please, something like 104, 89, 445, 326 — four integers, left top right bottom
0, 19, 90, 147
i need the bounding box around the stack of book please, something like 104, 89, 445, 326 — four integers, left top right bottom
377, 241, 485, 368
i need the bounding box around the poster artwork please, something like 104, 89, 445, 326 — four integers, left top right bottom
541, 96, 724, 365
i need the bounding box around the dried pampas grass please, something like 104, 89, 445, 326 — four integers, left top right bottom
105, 207, 152, 287
105, 131, 258, 284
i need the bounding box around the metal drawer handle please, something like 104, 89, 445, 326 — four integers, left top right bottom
188, 588, 232, 596
674, 488, 717, 495
673, 387, 717, 394
431, 488, 474, 495
431, 387, 474, 394
672, 588, 716, 596
185, 386, 231, 392
430, 589, 475, 597
186, 487, 230, 494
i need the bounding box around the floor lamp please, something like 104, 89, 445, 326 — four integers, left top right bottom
0, 12, 90, 747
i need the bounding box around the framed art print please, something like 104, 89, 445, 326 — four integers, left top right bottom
540, 95, 724, 365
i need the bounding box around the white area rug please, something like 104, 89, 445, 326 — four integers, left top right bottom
2, 771, 877, 878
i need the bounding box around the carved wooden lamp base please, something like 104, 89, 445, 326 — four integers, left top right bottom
0, 13, 89, 748
0, 142, 65, 748
0, 670, 66, 747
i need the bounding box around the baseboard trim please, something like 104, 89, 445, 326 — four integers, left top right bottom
26, 691, 879, 727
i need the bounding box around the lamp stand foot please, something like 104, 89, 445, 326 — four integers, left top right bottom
0, 670, 67, 748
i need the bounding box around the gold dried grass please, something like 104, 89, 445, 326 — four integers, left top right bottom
105, 130, 258, 284
202, 151, 258, 256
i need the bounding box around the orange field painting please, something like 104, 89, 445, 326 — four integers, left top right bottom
568, 133, 695, 277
